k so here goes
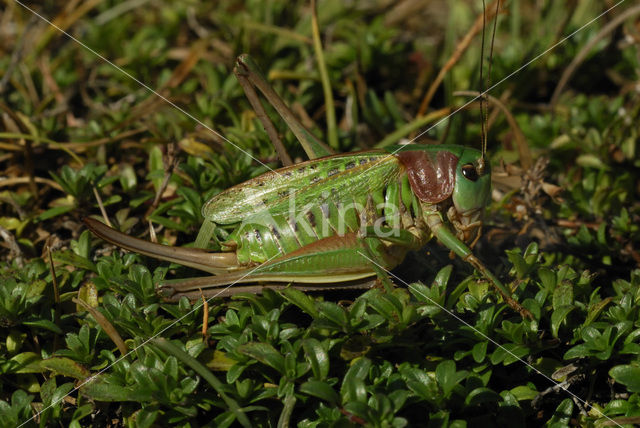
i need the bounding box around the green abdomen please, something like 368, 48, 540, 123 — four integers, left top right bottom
225, 159, 427, 265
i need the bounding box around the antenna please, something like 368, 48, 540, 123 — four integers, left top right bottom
478, 0, 500, 174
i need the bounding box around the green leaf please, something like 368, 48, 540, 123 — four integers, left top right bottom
550, 305, 575, 338
148, 214, 188, 232
538, 268, 557, 292
465, 387, 500, 406
152, 338, 251, 428
299, 380, 340, 404
22, 319, 63, 334
547, 398, 573, 427
148, 145, 165, 191
36, 205, 75, 222
40, 358, 90, 380
490, 343, 530, 365
436, 360, 467, 397
81, 376, 142, 402
609, 365, 640, 393
237, 342, 285, 375
341, 357, 371, 403
552, 282, 573, 309
399, 366, 438, 401
303, 338, 329, 380
471, 341, 488, 363
317, 301, 348, 329
6, 352, 42, 374
510, 385, 538, 401
52, 250, 97, 272
280, 287, 318, 317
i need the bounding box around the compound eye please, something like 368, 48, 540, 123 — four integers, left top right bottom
461, 163, 479, 181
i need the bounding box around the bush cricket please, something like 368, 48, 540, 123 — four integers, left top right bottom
85, 53, 531, 319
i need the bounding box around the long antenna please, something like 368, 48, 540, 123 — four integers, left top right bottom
478, 0, 500, 174
479, 0, 487, 164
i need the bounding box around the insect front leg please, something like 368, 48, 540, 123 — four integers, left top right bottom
424, 211, 533, 319
446, 206, 483, 248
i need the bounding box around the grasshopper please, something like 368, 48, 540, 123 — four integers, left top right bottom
85, 54, 531, 319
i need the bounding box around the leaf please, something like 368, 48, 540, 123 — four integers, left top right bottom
40, 358, 91, 380
6, 352, 42, 374
152, 338, 251, 428
36, 205, 75, 222
316, 301, 348, 329
609, 365, 640, 393
576, 154, 608, 170
147, 214, 188, 233
407, 282, 432, 302
366, 293, 401, 320
280, 287, 318, 318
435, 360, 467, 398
550, 305, 575, 338
299, 380, 340, 404
81, 376, 142, 402
537, 268, 557, 292
77, 282, 99, 310
490, 343, 530, 365
21, 319, 63, 334
148, 145, 165, 191
303, 338, 329, 380
552, 282, 573, 310
341, 358, 371, 403
584, 297, 614, 326
237, 342, 285, 375
465, 387, 500, 406
471, 341, 488, 363
399, 366, 438, 401
510, 385, 538, 401
203, 349, 237, 371
547, 398, 573, 427
52, 250, 97, 272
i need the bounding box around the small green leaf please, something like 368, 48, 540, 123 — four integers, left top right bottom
299, 380, 339, 404
81, 376, 141, 402
399, 366, 438, 401
7, 352, 42, 374
552, 282, 573, 309
547, 398, 573, 427
471, 341, 488, 363
465, 387, 500, 406
341, 357, 371, 403
538, 268, 557, 292
317, 301, 348, 329
609, 365, 640, 393
36, 205, 75, 222
237, 342, 285, 375
576, 154, 608, 170
435, 360, 467, 397
40, 357, 90, 380
22, 319, 63, 334
510, 385, 538, 401
550, 305, 575, 338
280, 287, 318, 317
303, 338, 329, 380
52, 250, 97, 273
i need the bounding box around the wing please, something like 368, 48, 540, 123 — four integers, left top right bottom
203, 151, 404, 224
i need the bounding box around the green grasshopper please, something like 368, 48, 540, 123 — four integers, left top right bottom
85, 54, 531, 318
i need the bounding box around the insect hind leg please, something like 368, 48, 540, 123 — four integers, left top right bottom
84, 217, 239, 275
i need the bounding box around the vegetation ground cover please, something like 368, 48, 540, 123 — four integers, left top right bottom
1, 1, 640, 426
